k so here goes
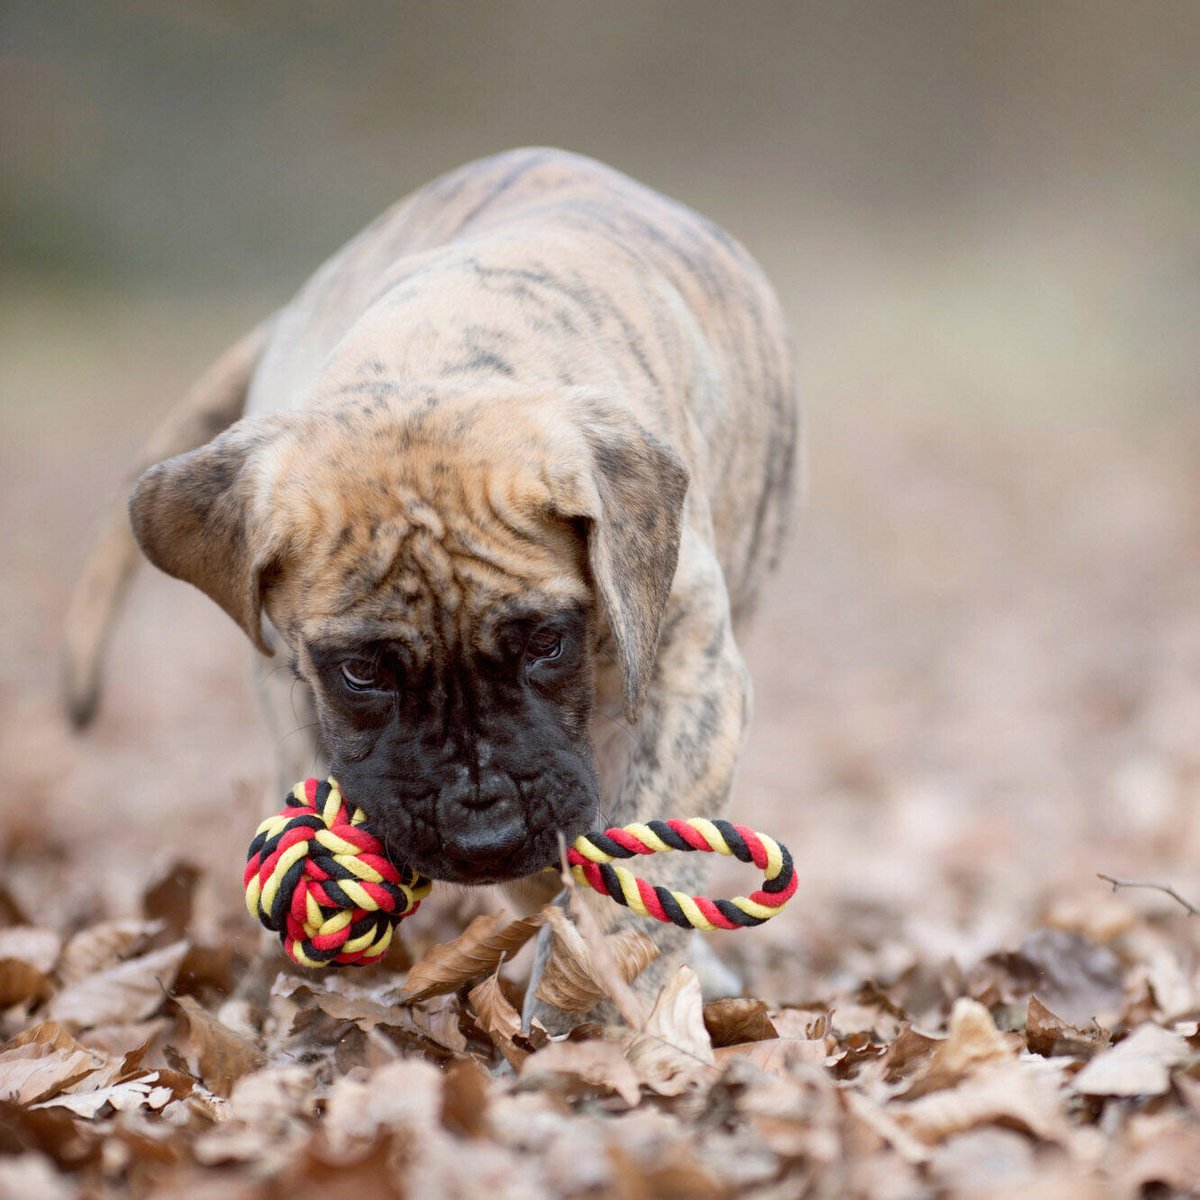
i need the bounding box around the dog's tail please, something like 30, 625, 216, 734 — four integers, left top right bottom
61, 321, 271, 729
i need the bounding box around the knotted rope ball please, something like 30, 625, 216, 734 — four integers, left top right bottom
244, 778, 432, 967
245, 777, 797, 967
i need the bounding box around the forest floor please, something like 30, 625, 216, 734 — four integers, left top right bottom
1, 282, 1198, 1197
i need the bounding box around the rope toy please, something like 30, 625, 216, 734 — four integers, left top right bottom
566, 818, 797, 930
245, 778, 797, 966
244, 778, 431, 967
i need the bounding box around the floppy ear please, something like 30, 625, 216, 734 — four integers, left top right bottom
565, 398, 690, 722
128, 417, 287, 654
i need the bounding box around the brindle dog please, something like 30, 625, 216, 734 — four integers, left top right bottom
64, 148, 798, 1026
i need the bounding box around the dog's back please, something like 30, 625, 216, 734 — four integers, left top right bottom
251, 148, 798, 617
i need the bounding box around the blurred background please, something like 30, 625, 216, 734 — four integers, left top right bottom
2, 2, 1198, 985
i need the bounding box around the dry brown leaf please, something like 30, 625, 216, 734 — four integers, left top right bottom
902, 997, 1018, 1099
141, 861, 201, 939
703, 997, 778, 1047
440, 1058, 491, 1139
0, 1043, 101, 1105
1115, 1115, 1200, 1193
0, 1152, 80, 1200
173, 995, 265, 1099
32, 1072, 176, 1118
55, 920, 163, 986
1026, 994, 1104, 1058
714, 1036, 827, 1076
321, 1059, 442, 1157
968, 930, 1124, 1026
536, 907, 658, 1014
47, 940, 188, 1030
892, 1059, 1070, 1146
193, 1067, 313, 1168
927, 1127, 1038, 1194
563, 889, 646, 1028
401, 912, 544, 1003
0, 928, 61, 974
626, 965, 717, 1097
884, 1023, 940, 1081
607, 1145, 727, 1200
78, 1019, 169, 1063
1071, 1023, 1188, 1097
289, 983, 403, 1032
520, 1038, 642, 1107
468, 970, 534, 1068
0, 960, 51, 1008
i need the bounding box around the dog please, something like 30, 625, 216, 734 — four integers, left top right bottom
63, 147, 798, 1026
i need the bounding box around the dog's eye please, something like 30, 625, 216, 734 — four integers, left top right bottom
525, 629, 562, 662
340, 659, 394, 692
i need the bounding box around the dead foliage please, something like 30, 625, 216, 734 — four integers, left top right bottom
0, 857, 1192, 1200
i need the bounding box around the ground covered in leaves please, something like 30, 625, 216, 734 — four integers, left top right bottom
2, 283, 1199, 1197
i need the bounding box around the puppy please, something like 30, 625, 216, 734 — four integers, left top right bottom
64, 148, 798, 1024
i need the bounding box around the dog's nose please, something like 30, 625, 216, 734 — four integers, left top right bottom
443, 820, 527, 867
437, 769, 527, 872
438, 769, 519, 812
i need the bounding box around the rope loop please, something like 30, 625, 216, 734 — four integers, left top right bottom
566, 818, 797, 931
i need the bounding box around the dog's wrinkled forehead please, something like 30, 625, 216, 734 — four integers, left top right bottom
259, 397, 591, 649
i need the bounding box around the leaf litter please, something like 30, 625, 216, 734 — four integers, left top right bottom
8, 390, 1200, 1195
0, 855, 1195, 1199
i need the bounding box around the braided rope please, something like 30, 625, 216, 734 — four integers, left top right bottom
244, 778, 431, 967
566, 818, 797, 930
244, 780, 797, 967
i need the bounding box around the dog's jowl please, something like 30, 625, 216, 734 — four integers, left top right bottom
66, 148, 799, 1023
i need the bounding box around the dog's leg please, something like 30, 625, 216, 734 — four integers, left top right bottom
62, 321, 272, 728
524, 544, 752, 1031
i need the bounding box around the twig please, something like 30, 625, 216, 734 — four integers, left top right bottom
1097, 873, 1200, 916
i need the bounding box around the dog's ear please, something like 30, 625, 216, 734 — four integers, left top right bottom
561, 397, 690, 723
129, 416, 287, 654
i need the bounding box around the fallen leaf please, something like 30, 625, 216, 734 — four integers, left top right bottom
902, 998, 1018, 1099
536, 907, 658, 1014
47, 941, 188, 1030
1071, 1024, 1188, 1097
0, 1043, 100, 1105
468, 970, 538, 1068
1026, 994, 1104, 1059
55, 920, 163, 986
563, 889, 646, 1029
0, 960, 51, 1008
884, 1024, 940, 1081
440, 1057, 490, 1138
1115, 1115, 1200, 1193
927, 1127, 1038, 1194
626, 966, 717, 1096
286, 983, 403, 1032
0, 928, 61, 974
520, 1038, 642, 1107
892, 1059, 1070, 1145
968, 930, 1124, 1026
78, 1019, 169, 1063
714, 1036, 826, 1076
173, 995, 265, 1098
33, 1072, 175, 1117
193, 1067, 313, 1168
141, 861, 201, 939
0, 1152, 80, 1200
401, 913, 544, 1003
321, 1059, 442, 1157
0, 1098, 99, 1170
702, 998, 778, 1047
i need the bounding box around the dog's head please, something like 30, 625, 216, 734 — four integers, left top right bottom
130, 384, 688, 883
